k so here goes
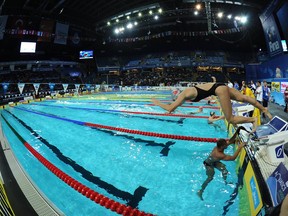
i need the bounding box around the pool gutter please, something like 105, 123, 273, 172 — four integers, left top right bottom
0, 123, 64, 216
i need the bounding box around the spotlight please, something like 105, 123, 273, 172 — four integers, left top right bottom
127, 23, 133, 29
149, 10, 153, 15
107, 21, 111, 26
116, 19, 119, 23
195, 4, 201, 10
154, 15, 159, 20
240, 16, 247, 24
194, 11, 199, 15
138, 12, 142, 17
227, 14, 232, 19
114, 28, 120, 34
158, 8, 162, 13
217, 12, 223, 18
127, 15, 130, 20
134, 21, 138, 26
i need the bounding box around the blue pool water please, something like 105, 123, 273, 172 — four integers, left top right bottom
0, 92, 240, 216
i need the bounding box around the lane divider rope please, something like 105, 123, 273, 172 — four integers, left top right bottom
1, 114, 154, 216
29, 103, 211, 119
14, 107, 221, 143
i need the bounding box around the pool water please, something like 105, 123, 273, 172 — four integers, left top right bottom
0, 92, 240, 216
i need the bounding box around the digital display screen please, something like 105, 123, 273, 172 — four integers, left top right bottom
281, 40, 287, 52
20, 42, 36, 53
79, 50, 93, 59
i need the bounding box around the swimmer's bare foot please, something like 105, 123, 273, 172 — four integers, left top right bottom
263, 108, 272, 120
197, 190, 204, 201
251, 117, 258, 133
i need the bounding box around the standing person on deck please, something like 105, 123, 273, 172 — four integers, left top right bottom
152, 82, 272, 132
262, 81, 271, 118
284, 87, 288, 113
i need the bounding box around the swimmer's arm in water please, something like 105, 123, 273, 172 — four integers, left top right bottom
208, 115, 225, 123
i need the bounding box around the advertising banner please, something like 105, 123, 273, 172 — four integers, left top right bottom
266, 162, 288, 206
260, 15, 283, 57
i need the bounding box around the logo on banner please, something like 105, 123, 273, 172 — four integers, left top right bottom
86, 84, 91, 90
250, 176, 260, 210
49, 83, 55, 91
62, 84, 68, 92
75, 84, 80, 92
2, 83, 9, 94
18, 83, 25, 94
33, 83, 40, 95
275, 145, 284, 158
266, 162, 288, 206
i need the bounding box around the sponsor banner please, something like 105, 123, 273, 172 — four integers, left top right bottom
49, 83, 55, 91
75, 84, 80, 92
85, 84, 91, 91
281, 82, 288, 93
33, 83, 40, 95
62, 84, 68, 92
259, 0, 280, 23
18, 83, 25, 94
54, 22, 69, 45
266, 162, 288, 206
2, 83, 9, 94
260, 15, 283, 57
244, 162, 263, 215
0, 15, 8, 40
271, 82, 280, 92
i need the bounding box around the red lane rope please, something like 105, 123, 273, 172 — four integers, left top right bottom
23, 141, 154, 216
84, 122, 220, 143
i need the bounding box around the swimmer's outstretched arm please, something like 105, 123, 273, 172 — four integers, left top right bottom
152, 90, 190, 113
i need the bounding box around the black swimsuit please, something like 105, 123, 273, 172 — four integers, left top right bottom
192, 83, 226, 102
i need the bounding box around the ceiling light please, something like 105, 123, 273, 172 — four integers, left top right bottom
158, 8, 162, 13
227, 14, 232, 19
240, 16, 247, 23
134, 21, 138, 26
149, 10, 153, 15
217, 12, 223, 18
194, 11, 199, 15
114, 28, 120, 34
126, 23, 133, 29
107, 21, 111, 26
116, 19, 119, 23
195, 4, 201, 10
127, 16, 130, 20
138, 12, 142, 17
154, 15, 159, 20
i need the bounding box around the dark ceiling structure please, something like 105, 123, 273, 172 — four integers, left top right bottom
0, 0, 274, 56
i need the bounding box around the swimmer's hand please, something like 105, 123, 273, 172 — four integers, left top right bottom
238, 142, 246, 148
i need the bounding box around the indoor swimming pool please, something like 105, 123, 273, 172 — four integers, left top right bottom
0, 91, 240, 216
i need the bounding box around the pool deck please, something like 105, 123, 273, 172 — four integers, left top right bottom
0, 101, 287, 215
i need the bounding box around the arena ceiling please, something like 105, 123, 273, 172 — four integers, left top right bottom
0, 0, 274, 54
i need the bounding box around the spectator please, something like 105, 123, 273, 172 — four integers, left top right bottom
255, 81, 263, 104
233, 81, 239, 91
250, 80, 256, 94
284, 86, 288, 113
262, 81, 271, 118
